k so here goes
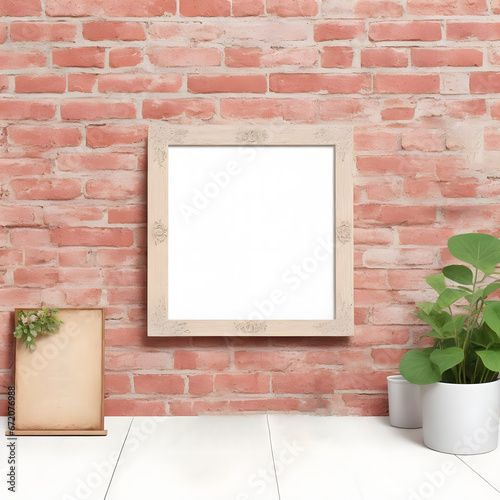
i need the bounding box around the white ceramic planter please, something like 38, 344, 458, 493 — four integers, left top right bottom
387, 375, 422, 429
422, 379, 500, 455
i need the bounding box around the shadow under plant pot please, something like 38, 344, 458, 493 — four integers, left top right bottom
422, 380, 500, 455
387, 375, 422, 429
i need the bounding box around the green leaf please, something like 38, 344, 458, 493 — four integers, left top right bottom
400, 350, 442, 385
436, 288, 468, 309
483, 282, 500, 299
430, 347, 464, 374
416, 301, 436, 314
443, 265, 474, 285
476, 348, 500, 372
414, 310, 457, 339
425, 273, 446, 294
448, 233, 500, 275
483, 302, 500, 337
466, 289, 484, 307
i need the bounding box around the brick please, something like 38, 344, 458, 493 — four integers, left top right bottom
355, 0, 403, 17
354, 269, 388, 290
0, 206, 42, 226
188, 74, 267, 93
8, 126, 81, 148
354, 129, 399, 151
0, 158, 50, 176
354, 324, 411, 343
58, 249, 88, 266
234, 351, 301, 371
372, 348, 406, 368
369, 21, 441, 42
103, 268, 145, 287
188, 375, 213, 396
321, 47, 353, 68
14, 268, 59, 287
105, 399, 165, 416
108, 205, 146, 224
267, 0, 318, 16
106, 349, 171, 371
148, 47, 220, 67
374, 74, 439, 94
142, 99, 215, 120
96, 248, 145, 267
86, 173, 144, 200
43, 205, 104, 225
53, 47, 105, 68
273, 371, 335, 394
46, 0, 176, 17
225, 47, 318, 67
0, 0, 41, 15
15, 75, 66, 93
134, 374, 185, 394
86, 125, 148, 148
354, 228, 394, 245
232, 0, 264, 15
25, 248, 57, 266
57, 153, 138, 171
65, 289, 102, 306
314, 21, 365, 41
59, 268, 100, 285
0, 24, 5, 43
361, 48, 408, 68
381, 103, 415, 121
98, 74, 181, 93
215, 373, 270, 394
401, 130, 443, 151
83, 21, 146, 41
51, 227, 134, 247
148, 22, 223, 41
270, 73, 371, 93
10, 22, 76, 42
470, 72, 500, 94
107, 288, 146, 305
417, 98, 486, 119
68, 74, 96, 93
364, 248, 436, 268
0, 50, 45, 69
319, 98, 380, 121
412, 48, 482, 67
365, 181, 398, 201
105, 374, 131, 395
0, 249, 22, 266
220, 98, 315, 121
0, 75, 7, 91
0, 288, 40, 307
357, 155, 442, 175
408, 0, 487, 15
343, 394, 388, 416
494, 0, 500, 14
0, 100, 55, 120
447, 22, 500, 41
61, 100, 136, 120
174, 351, 230, 370
224, 21, 308, 41
11, 178, 81, 200
109, 47, 143, 68
179, 0, 230, 15
402, 176, 441, 199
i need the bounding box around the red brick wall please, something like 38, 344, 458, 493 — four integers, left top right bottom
1, 0, 499, 416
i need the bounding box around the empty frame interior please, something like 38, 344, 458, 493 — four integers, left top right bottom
12, 309, 106, 435
148, 125, 354, 337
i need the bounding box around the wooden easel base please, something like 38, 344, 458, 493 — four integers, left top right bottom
5, 430, 108, 436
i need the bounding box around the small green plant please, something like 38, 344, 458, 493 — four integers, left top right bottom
13, 307, 64, 350
400, 233, 500, 385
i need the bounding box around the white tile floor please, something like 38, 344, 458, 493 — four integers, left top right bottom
1, 416, 499, 500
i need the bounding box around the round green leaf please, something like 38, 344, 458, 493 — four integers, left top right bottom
399, 350, 442, 385
483, 302, 500, 337
476, 348, 500, 372
448, 233, 500, 275
430, 347, 464, 374
443, 265, 473, 285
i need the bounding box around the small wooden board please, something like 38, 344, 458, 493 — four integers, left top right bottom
7, 308, 107, 436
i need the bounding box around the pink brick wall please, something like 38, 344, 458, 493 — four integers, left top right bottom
1, 0, 499, 416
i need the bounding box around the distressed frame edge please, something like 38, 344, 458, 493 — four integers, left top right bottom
147, 125, 354, 337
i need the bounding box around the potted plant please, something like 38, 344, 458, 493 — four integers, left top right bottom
399, 233, 500, 454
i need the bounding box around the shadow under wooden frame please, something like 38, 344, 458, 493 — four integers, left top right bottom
7, 308, 107, 436
148, 125, 354, 337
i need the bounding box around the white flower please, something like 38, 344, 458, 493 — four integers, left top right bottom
29, 345, 35, 350
37, 310, 44, 317
22, 317, 29, 325
29, 315, 37, 323
27, 336, 32, 342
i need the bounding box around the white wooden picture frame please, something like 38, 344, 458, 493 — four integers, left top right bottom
148, 125, 354, 337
